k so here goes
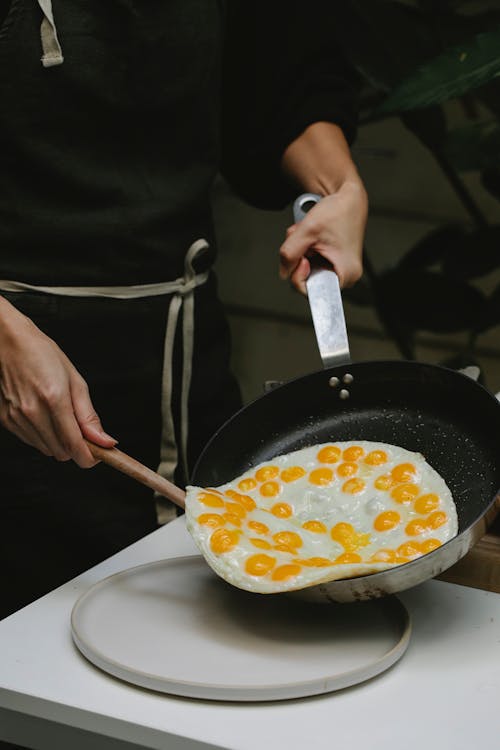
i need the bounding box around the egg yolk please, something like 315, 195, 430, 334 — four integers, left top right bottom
250, 538, 272, 550
343, 446, 365, 461
245, 554, 276, 576
427, 511, 447, 529
331, 522, 370, 551
271, 563, 302, 581
414, 493, 440, 514
317, 445, 341, 463
260, 481, 281, 498
364, 450, 388, 466
255, 465, 279, 482
198, 492, 225, 508
342, 478, 366, 494
336, 552, 363, 564
210, 528, 240, 554
274, 544, 298, 554
420, 538, 442, 553
225, 490, 256, 511
337, 462, 358, 478
223, 513, 242, 527
374, 474, 394, 491
391, 463, 416, 483
224, 501, 246, 519
309, 468, 334, 486
273, 531, 303, 549
397, 542, 422, 558
374, 511, 401, 531
391, 483, 420, 503
281, 466, 306, 483
302, 520, 327, 533
247, 520, 269, 534
271, 502, 293, 518
406, 512, 447, 535
197, 513, 224, 529
405, 519, 428, 536
238, 477, 257, 492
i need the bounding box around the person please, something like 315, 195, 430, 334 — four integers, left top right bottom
0, 1, 368, 622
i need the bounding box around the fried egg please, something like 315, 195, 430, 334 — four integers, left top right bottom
185, 441, 458, 594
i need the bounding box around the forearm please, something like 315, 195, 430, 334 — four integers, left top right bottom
281, 121, 366, 199
278, 121, 368, 292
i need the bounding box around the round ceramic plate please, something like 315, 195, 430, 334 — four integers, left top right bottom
71, 556, 411, 701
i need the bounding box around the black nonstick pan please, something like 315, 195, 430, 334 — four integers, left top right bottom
191, 195, 500, 602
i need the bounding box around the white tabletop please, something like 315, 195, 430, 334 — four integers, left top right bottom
1, 516, 500, 750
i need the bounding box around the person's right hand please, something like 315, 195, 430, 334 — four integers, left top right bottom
0, 296, 117, 467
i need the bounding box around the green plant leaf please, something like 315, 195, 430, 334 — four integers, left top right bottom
333, 0, 440, 93
376, 26, 500, 114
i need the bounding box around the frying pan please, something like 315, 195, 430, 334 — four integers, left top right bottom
190, 194, 500, 602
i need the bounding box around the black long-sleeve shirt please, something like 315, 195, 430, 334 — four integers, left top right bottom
0, 1, 359, 284
221, 2, 360, 208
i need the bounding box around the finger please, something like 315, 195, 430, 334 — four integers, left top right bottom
340, 259, 363, 288
321, 253, 363, 289
71, 377, 117, 449
279, 220, 318, 280
289, 257, 310, 296
48, 396, 98, 468
279, 225, 300, 279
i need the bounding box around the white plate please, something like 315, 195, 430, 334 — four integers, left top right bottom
71, 556, 411, 701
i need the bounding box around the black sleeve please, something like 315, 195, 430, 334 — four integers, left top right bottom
219, 1, 361, 210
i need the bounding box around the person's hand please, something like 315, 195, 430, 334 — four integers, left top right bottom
0, 297, 116, 467
279, 181, 367, 295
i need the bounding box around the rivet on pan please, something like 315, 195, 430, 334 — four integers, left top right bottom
339, 389, 350, 400
329, 377, 340, 388
343, 373, 354, 384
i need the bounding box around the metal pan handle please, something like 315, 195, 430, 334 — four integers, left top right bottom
293, 193, 351, 369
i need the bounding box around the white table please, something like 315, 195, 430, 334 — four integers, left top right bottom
1, 516, 500, 750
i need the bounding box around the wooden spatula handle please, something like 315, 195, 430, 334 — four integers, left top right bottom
86, 441, 186, 510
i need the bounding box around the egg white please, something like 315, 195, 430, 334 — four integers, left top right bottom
185, 441, 458, 594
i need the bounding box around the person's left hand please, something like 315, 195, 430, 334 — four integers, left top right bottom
279, 181, 368, 295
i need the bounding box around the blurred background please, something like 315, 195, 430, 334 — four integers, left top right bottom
213, 0, 500, 405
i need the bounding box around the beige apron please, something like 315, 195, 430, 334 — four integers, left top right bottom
0, 239, 210, 524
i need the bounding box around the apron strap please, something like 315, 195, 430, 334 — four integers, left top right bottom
37, 0, 64, 67
155, 239, 209, 523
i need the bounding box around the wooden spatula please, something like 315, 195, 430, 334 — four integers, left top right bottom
86, 441, 186, 510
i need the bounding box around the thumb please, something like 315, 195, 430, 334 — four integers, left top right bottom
79, 411, 117, 447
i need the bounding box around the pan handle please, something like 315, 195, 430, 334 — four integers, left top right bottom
293, 193, 351, 369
